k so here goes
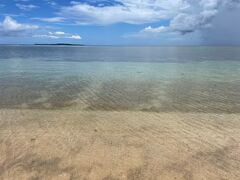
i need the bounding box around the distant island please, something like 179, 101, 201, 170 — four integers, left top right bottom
34, 43, 85, 46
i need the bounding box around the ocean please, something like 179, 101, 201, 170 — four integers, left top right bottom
0, 45, 240, 113
1, 46, 240, 179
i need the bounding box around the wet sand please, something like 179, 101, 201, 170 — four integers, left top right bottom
0, 110, 240, 179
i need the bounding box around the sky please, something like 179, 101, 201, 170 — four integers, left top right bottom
0, 0, 240, 45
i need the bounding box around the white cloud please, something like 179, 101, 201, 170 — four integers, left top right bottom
142, 26, 169, 33
33, 34, 59, 39
14, 0, 31, 2
34, 31, 82, 40
0, 16, 38, 31
69, 35, 81, 39
170, 13, 199, 34
1, 0, 239, 44
134, 0, 240, 36
32, 17, 66, 23
54, 0, 240, 37
16, 3, 38, 11
44, 0, 57, 6
0, 16, 39, 37
58, 0, 189, 25
0, 16, 81, 41
52, 31, 65, 35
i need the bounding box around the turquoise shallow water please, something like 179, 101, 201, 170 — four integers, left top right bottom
0, 46, 240, 112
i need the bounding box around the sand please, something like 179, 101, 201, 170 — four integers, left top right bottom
0, 109, 240, 179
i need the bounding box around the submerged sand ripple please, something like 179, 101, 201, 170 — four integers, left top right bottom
0, 110, 240, 179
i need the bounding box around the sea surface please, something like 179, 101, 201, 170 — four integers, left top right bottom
0, 45, 240, 113
1, 46, 240, 179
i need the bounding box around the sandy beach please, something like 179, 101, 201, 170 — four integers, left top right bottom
0, 109, 240, 179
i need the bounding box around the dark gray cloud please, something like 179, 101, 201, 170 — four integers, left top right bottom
139, 0, 240, 45
168, 0, 240, 34
202, 6, 240, 45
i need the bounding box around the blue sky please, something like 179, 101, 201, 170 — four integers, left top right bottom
0, 0, 240, 45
